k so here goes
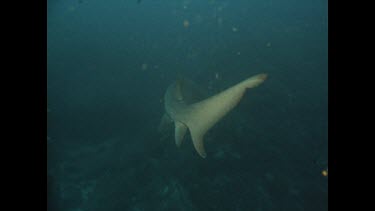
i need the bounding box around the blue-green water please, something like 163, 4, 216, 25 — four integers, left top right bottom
47, 0, 328, 210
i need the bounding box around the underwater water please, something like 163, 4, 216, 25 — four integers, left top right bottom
47, 0, 328, 210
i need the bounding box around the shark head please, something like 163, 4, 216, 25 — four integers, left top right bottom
161, 73, 267, 158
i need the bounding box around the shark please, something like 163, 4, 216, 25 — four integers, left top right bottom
160, 73, 267, 158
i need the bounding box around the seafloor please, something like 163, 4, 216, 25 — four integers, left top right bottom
47, 117, 327, 211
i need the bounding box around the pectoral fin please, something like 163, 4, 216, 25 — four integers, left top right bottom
175, 121, 188, 147
189, 126, 207, 158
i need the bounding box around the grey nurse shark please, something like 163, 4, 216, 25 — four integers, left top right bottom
160, 73, 267, 158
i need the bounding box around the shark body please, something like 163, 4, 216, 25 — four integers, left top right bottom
162, 73, 267, 158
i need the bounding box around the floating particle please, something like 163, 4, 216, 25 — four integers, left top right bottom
266, 42, 272, 47
194, 15, 203, 24
68, 6, 76, 12
183, 20, 190, 28
217, 17, 223, 25
322, 168, 328, 177
237, 51, 241, 55
141, 63, 148, 70
232, 27, 238, 32
215, 72, 220, 79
